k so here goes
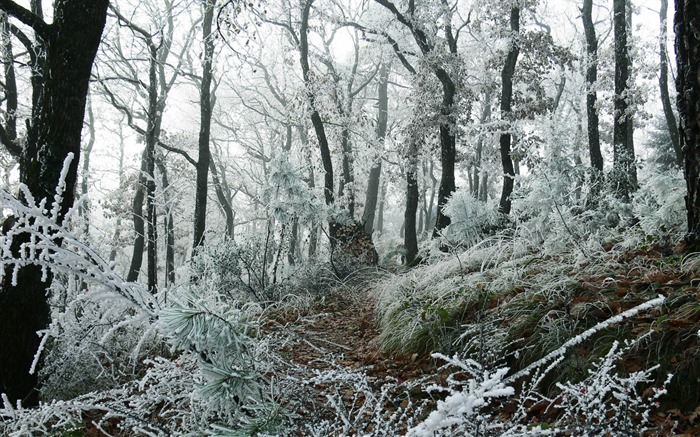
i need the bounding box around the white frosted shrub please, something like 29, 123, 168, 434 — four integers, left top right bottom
443, 188, 501, 245
632, 167, 685, 238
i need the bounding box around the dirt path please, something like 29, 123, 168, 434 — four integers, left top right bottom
265, 287, 436, 431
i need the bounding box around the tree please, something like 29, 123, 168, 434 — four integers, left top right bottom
373, 0, 460, 237
193, 0, 216, 249
498, 6, 520, 215
581, 0, 604, 202
99, 1, 196, 289
675, 0, 700, 251
659, 0, 682, 168
0, 0, 109, 406
612, 0, 637, 200
362, 62, 390, 236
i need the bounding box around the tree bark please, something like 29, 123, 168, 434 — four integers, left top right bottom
404, 140, 419, 265
362, 62, 389, 236
0, 0, 108, 407
299, 0, 333, 209
498, 7, 520, 215
127, 148, 147, 283
675, 0, 700, 251
193, 0, 214, 248
660, 0, 682, 167
582, 0, 604, 203
612, 0, 637, 200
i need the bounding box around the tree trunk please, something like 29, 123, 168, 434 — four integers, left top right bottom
362, 62, 389, 236
432, 69, 457, 236
498, 7, 520, 215
299, 0, 333, 209
193, 0, 215, 248
473, 88, 493, 198
612, 0, 637, 200
127, 148, 147, 283
660, 0, 682, 167
675, 0, 700, 251
209, 156, 235, 238
0, 0, 108, 407
377, 179, 386, 236
156, 156, 175, 286
405, 140, 419, 265
145, 44, 158, 293
582, 0, 604, 203
79, 96, 95, 234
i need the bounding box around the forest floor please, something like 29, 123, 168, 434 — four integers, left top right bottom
260, 244, 700, 436
264, 285, 438, 432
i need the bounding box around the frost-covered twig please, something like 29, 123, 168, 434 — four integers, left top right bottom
507, 294, 665, 383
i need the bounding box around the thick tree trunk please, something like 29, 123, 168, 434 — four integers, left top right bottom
612, 0, 637, 200
675, 0, 700, 251
144, 44, 159, 293
432, 70, 457, 236
498, 7, 520, 215
0, 0, 108, 407
193, 0, 215, 248
660, 0, 682, 167
582, 0, 604, 203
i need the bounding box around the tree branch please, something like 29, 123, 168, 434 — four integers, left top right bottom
0, 0, 49, 39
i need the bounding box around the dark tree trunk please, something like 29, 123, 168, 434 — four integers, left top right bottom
432, 69, 457, 236
193, 0, 214, 249
362, 63, 389, 236
299, 0, 333, 210
0, 12, 18, 152
660, 0, 682, 167
498, 7, 520, 215
675, 0, 700, 251
405, 141, 419, 265
582, 0, 604, 202
0, 0, 108, 407
612, 0, 637, 200
127, 148, 147, 283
